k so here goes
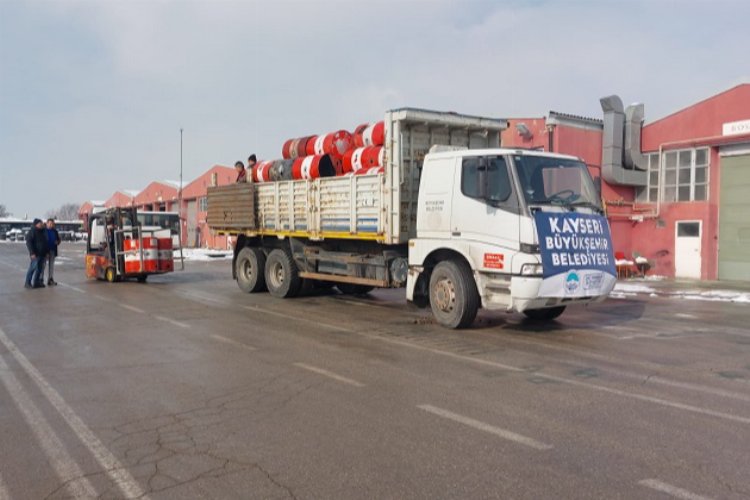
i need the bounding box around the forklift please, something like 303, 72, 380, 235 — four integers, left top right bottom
85, 207, 174, 282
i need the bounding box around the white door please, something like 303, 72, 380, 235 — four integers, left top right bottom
675, 221, 702, 279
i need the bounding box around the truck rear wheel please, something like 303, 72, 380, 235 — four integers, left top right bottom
265, 249, 302, 298
429, 260, 479, 329
236, 247, 267, 293
336, 283, 374, 295
523, 306, 566, 321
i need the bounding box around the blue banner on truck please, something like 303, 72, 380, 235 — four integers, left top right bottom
533, 211, 617, 298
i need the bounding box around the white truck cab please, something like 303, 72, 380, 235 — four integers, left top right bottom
407, 148, 617, 328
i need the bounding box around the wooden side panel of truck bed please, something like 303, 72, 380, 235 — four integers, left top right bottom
208, 173, 386, 242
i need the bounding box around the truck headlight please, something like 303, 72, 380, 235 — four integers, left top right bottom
520, 263, 543, 276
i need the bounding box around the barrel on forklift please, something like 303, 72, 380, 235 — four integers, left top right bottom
85, 207, 174, 282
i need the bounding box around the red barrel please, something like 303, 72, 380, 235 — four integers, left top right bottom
328, 130, 352, 158
255, 160, 274, 183
352, 123, 368, 148
361, 146, 383, 168
157, 238, 174, 272
342, 149, 355, 173
142, 237, 159, 272
124, 239, 141, 273
349, 147, 366, 172
313, 130, 353, 158
282, 139, 295, 159
291, 157, 306, 180
363, 121, 385, 146
299, 154, 336, 179
297, 136, 314, 158
305, 135, 318, 156
354, 166, 385, 175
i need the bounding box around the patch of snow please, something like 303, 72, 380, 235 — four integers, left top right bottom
178, 248, 233, 262
615, 259, 634, 266
614, 283, 657, 294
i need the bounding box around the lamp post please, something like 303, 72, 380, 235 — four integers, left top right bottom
179, 128, 185, 269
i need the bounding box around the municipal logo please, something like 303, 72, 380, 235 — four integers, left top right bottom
565, 271, 580, 294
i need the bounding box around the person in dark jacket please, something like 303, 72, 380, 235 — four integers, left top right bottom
24, 219, 49, 288
45, 218, 61, 286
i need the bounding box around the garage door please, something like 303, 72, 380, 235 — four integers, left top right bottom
718, 153, 750, 281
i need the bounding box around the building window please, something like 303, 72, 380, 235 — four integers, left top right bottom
199, 197, 208, 211
636, 153, 660, 203
636, 147, 709, 203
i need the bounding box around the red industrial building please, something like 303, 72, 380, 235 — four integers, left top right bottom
79, 84, 749, 280
179, 165, 235, 248
503, 83, 750, 281
105, 190, 139, 209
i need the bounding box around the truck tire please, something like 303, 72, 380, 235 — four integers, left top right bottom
236, 247, 267, 293
265, 249, 302, 298
523, 306, 566, 321
336, 283, 374, 295
429, 260, 479, 329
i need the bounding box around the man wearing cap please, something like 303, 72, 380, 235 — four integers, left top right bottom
247, 154, 257, 183
24, 219, 49, 289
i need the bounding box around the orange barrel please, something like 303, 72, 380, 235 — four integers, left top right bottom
255, 160, 274, 183
363, 121, 385, 146
142, 237, 159, 272
352, 123, 368, 148
300, 154, 336, 179
123, 238, 142, 273
270, 159, 294, 181
291, 157, 306, 180
354, 166, 385, 175
157, 237, 174, 272
305, 135, 318, 156
361, 145, 384, 168
349, 147, 366, 172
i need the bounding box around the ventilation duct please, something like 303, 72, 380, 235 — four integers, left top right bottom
600, 95, 647, 186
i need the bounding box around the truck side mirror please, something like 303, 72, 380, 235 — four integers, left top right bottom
477, 158, 488, 199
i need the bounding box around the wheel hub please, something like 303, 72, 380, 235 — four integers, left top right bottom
434, 278, 455, 312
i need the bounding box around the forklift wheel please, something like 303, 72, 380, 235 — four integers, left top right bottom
137, 275, 148, 283
105, 267, 118, 283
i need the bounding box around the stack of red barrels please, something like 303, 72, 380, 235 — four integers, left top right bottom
252, 121, 386, 183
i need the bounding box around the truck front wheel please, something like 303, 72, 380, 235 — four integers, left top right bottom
429, 260, 479, 329
236, 247, 267, 293
523, 306, 566, 321
265, 249, 302, 298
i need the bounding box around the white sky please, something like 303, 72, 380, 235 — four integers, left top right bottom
1, 0, 748, 218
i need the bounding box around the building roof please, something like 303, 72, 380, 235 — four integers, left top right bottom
162, 180, 183, 189
547, 110, 603, 130
646, 83, 749, 126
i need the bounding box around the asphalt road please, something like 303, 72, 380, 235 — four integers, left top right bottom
1, 242, 749, 500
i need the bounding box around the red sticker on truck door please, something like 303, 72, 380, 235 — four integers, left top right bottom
483, 253, 504, 269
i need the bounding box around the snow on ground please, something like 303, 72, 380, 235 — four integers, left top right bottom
178, 248, 233, 261
613, 282, 750, 304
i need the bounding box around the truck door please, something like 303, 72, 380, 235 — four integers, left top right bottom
450, 155, 521, 271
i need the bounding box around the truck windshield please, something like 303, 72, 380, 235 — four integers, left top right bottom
513, 155, 601, 210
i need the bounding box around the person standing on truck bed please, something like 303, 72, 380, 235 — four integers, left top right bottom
235, 160, 247, 183
247, 154, 256, 182
24, 218, 49, 289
